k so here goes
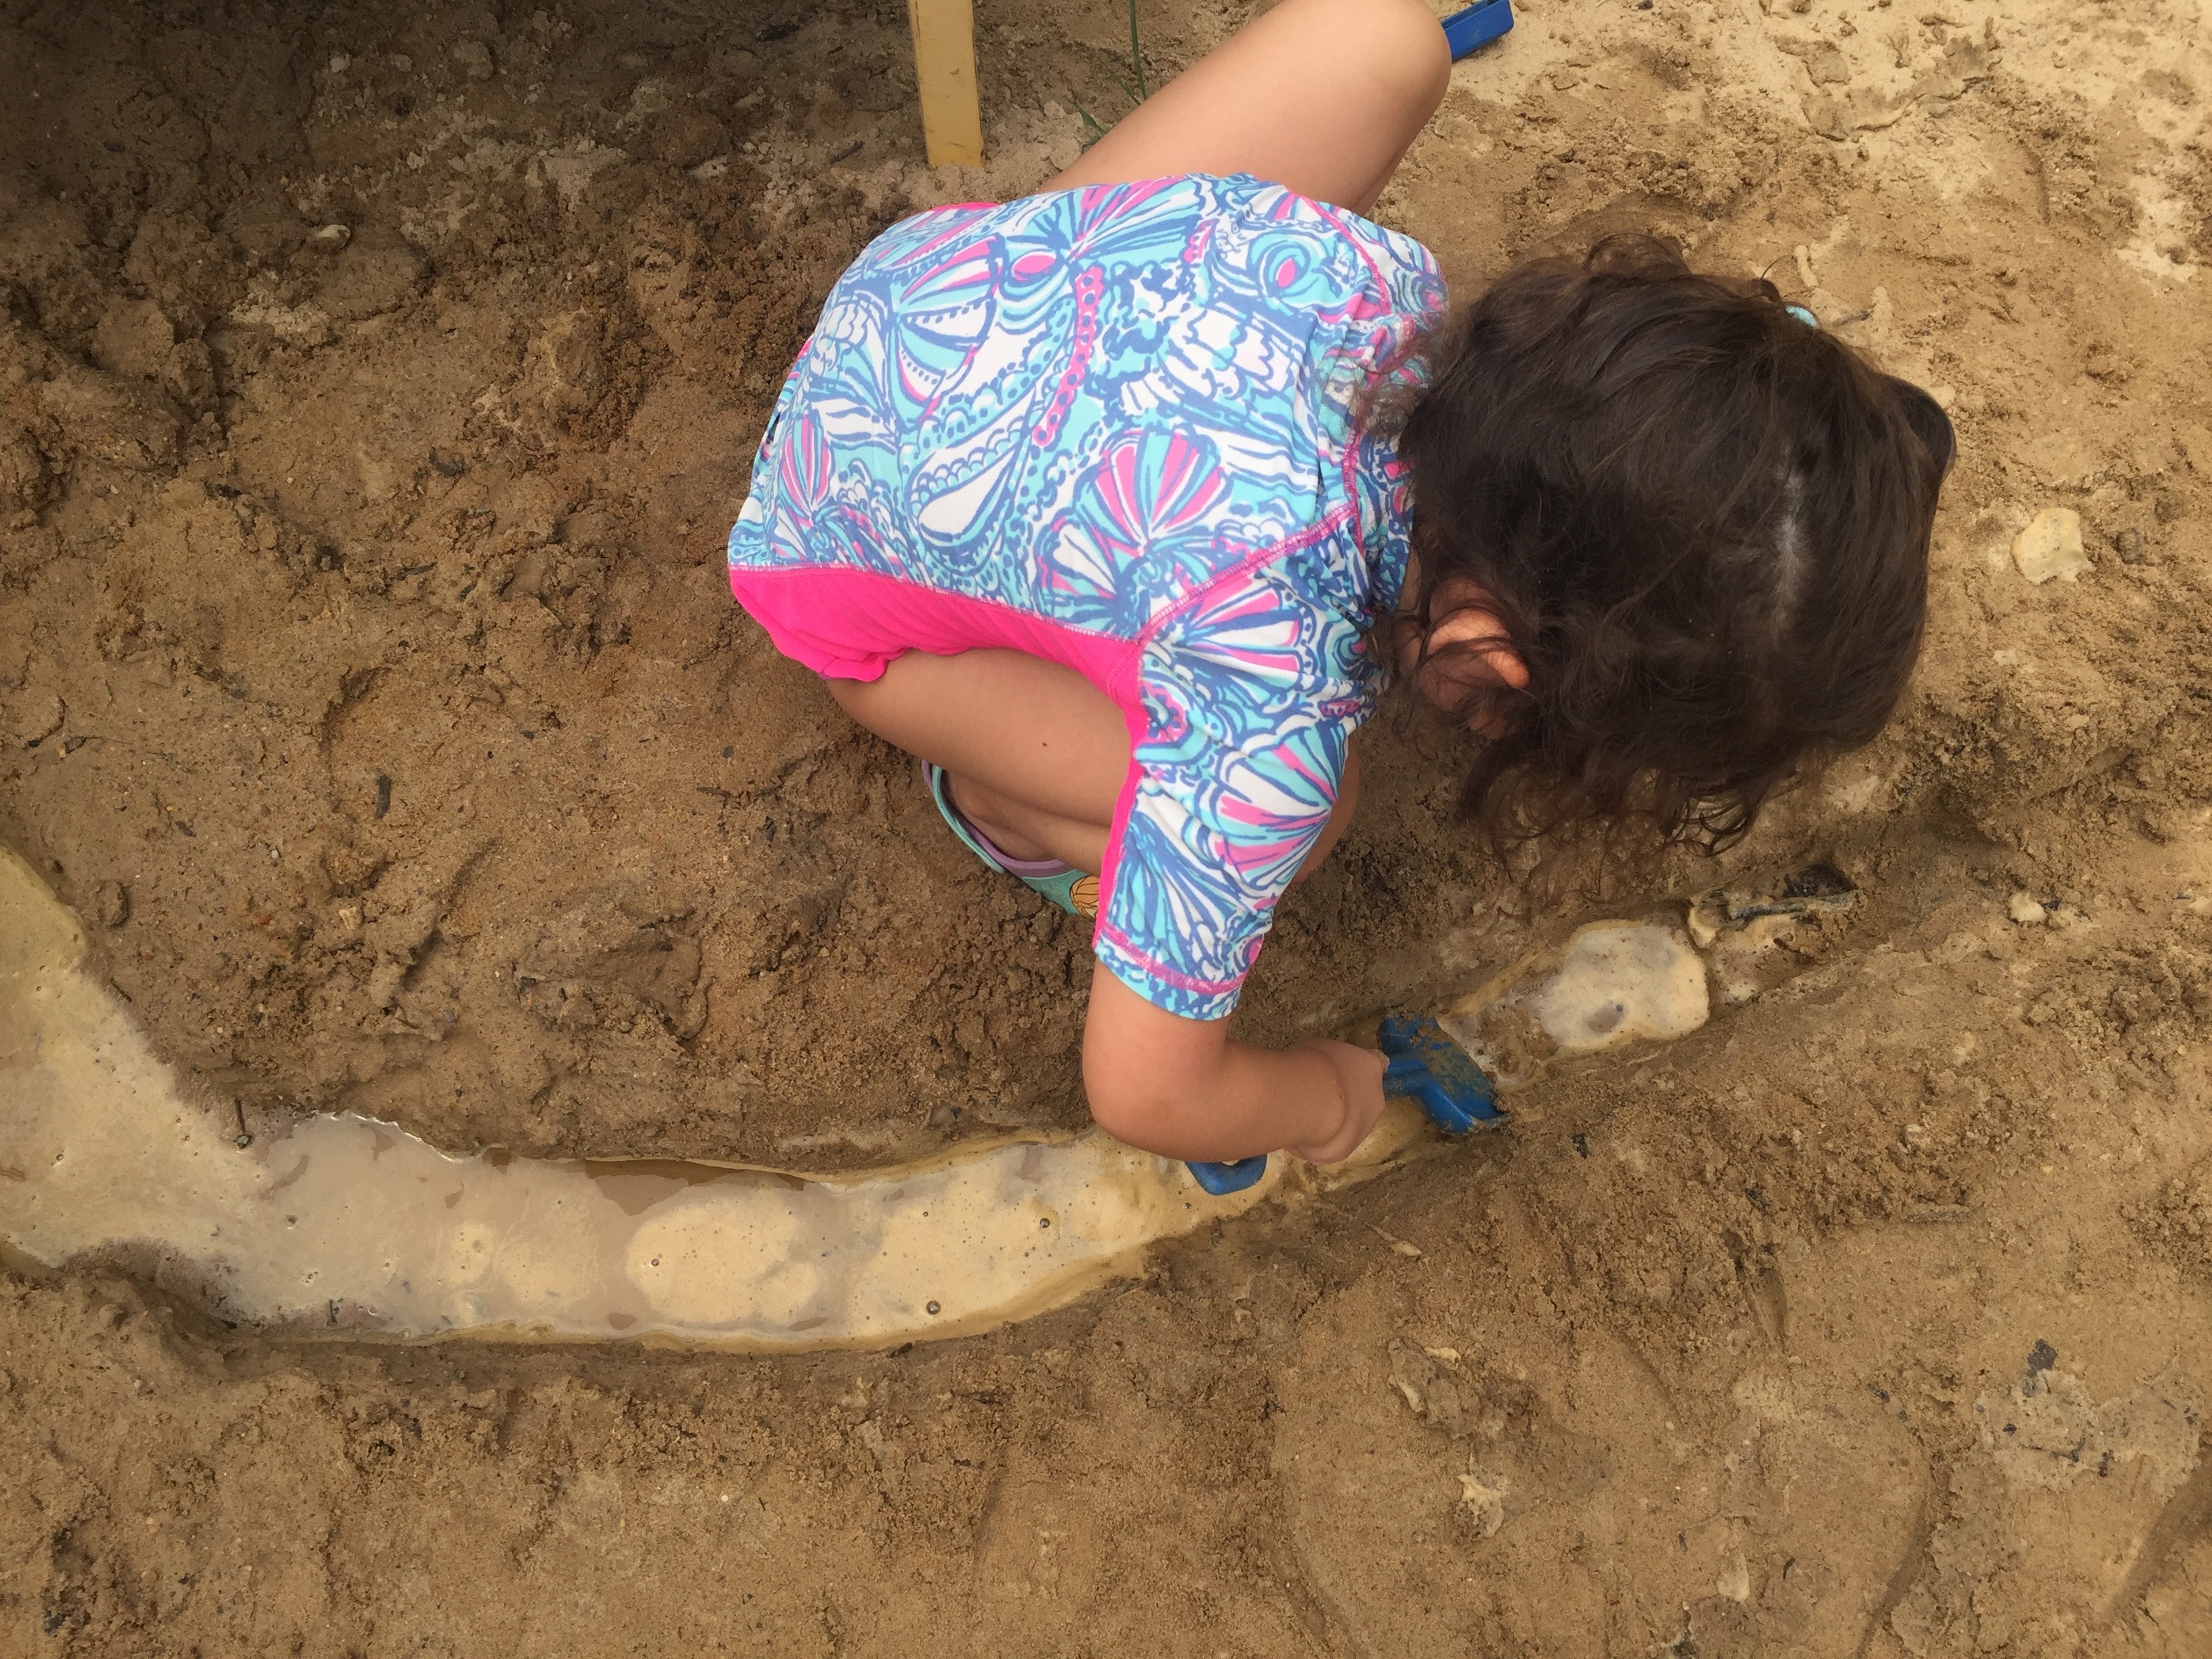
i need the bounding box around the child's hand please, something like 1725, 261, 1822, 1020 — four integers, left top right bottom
1281, 1039, 1389, 1165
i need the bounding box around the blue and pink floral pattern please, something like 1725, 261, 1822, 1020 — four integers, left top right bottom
729, 173, 1446, 1018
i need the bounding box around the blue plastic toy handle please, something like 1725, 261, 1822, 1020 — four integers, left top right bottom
1378, 1013, 1503, 1134
1441, 0, 1514, 59
1186, 1155, 1269, 1195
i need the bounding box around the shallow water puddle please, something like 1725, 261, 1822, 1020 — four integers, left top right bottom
2, 849, 1714, 1351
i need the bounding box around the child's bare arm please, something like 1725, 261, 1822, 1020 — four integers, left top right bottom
1081, 968, 1388, 1164
1043, 0, 1449, 218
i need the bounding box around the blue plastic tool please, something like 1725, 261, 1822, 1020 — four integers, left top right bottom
1377, 1012, 1503, 1133
1187, 1155, 1270, 1196
1184, 1013, 1504, 1195
1441, 0, 1514, 59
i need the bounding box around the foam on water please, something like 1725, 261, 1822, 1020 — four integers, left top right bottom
1510, 921, 1709, 1050
1, 849, 1715, 1350
1439, 920, 1710, 1085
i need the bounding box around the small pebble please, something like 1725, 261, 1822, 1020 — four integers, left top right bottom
308, 223, 352, 253
2112, 527, 2146, 565
93, 880, 129, 928
1806, 43, 1850, 85
2007, 891, 2047, 925
925, 1300, 941, 1315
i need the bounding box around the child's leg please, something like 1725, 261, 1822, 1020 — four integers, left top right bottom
829, 651, 1128, 872
831, 649, 1361, 884
1044, 0, 1450, 215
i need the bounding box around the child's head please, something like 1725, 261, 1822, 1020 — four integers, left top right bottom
1393, 234, 1955, 851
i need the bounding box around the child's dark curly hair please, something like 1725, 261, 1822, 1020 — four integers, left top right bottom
1392, 234, 1956, 853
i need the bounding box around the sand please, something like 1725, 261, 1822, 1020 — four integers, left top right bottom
2, 0, 2211, 1651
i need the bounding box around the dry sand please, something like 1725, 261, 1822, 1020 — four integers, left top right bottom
3, 0, 2211, 1652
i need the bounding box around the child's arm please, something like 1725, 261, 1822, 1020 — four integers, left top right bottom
1082, 968, 1389, 1164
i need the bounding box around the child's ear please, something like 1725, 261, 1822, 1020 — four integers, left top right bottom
1410, 602, 1530, 736
1399, 576, 1530, 724
1427, 608, 1530, 691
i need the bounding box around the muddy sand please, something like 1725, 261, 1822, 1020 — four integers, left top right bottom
3, 0, 2211, 1652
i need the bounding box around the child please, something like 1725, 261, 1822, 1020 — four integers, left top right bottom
725, 0, 1954, 1168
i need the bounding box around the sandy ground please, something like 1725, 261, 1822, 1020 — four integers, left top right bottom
3, 0, 2212, 1652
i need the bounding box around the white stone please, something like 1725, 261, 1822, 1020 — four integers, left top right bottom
2008, 890, 2047, 925
2012, 508, 2089, 583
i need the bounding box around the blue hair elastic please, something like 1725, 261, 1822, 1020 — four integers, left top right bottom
1784, 302, 1820, 329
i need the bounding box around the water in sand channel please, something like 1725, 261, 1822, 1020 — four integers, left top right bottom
0, 848, 1714, 1350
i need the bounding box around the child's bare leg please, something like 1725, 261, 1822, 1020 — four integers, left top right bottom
830, 650, 1360, 880
828, 651, 1126, 871
1045, 0, 1450, 214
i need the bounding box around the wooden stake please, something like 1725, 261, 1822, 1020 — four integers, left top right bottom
907, 0, 984, 167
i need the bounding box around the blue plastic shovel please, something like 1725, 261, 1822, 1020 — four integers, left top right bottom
1185, 1012, 1505, 1196
1442, 0, 1515, 59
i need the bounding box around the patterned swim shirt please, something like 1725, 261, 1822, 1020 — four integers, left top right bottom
726, 173, 1446, 1020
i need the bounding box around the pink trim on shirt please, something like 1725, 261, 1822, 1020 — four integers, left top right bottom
728, 565, 1139, 697
1092, 918, 1252, 997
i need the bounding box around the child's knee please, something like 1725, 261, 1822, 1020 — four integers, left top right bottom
1279, 0, 1447, 116
1362, 0, 1452, 118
